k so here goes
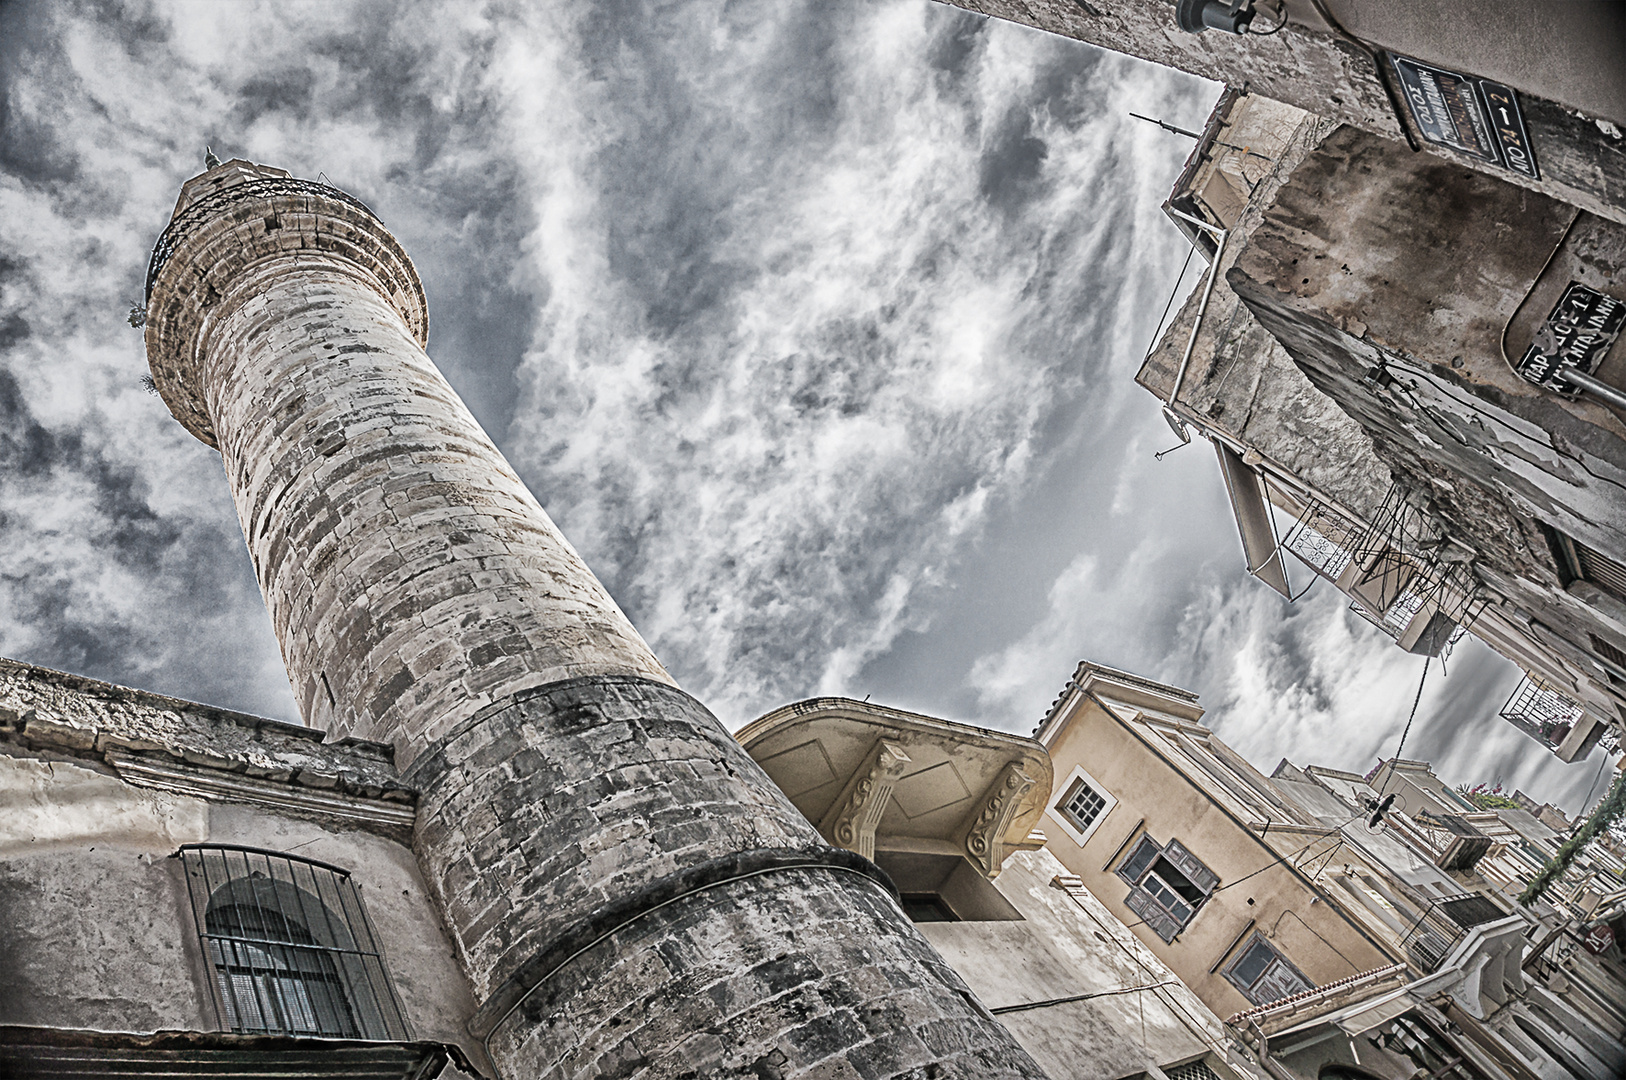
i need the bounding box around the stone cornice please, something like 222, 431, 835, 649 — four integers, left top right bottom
105, 752, 416, 833
0, 657, 415, 834
142, 166, 428, 447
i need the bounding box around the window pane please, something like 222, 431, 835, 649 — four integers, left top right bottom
1252, 958, 1312, 1004
180, 845, 409, 1041
1230, 938, 1276, 986
1225, 935, 1314, 1006
1064, 779, 1109, 833
1162, 839, 1219, 895
900, 894, 958, 923
1141, 872, 1194, 924
1118, 836, 1161, 884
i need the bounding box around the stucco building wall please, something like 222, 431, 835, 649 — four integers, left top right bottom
0, 659, 485, 1070
1032, 671, 1398, 1020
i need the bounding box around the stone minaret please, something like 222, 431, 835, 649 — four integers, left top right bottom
144, 159, 1047, 1079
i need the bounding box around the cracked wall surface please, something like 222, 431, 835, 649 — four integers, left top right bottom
935, 0, 1626, 226
1226, 125, 1626, 737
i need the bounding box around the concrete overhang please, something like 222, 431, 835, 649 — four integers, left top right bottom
738, 698, 1051, 878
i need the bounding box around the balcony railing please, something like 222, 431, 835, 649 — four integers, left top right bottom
1500, 674, 1585, 753
1399, 895, 1510, 973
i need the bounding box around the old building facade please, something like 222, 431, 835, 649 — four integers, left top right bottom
736, 696, 1252, 1080
1132, 85, 1626, 761
953, 0, 1626, 763
0, 657, 486, 1077
1029, 660, 1626, 1080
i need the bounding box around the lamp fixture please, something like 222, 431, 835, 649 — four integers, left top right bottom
1175, 0, 1259, 35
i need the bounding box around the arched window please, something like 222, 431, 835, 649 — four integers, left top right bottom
178, 844, 410, 1040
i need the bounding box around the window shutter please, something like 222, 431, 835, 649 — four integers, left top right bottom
1163, 839, 1219, 894
1125, 885, 1182, 942
1117, 835, 1162, 884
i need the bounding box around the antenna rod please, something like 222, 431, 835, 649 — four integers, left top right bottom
1130, 112, 1201, 139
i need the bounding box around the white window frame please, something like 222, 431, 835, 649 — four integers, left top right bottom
1046, 765, 1118, 846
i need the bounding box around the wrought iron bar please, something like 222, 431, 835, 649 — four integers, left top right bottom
176, 843, 411, 1041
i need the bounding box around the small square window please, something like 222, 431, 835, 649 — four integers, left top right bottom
1046, 765, 1118, 844
1062, 778, 1108, 834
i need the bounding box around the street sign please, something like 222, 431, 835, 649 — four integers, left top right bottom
1516, 282, 1626, 394
1391, 55, 1540, 179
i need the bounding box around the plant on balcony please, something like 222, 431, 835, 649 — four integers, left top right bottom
1459, 783, 1521, 811
1520, 770, 1626, 907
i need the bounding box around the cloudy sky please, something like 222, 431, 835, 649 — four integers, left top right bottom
0, 0, 1611, 814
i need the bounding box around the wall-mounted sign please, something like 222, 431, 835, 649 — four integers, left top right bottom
1516, 282, 1626, 393
1390, 55, 1539, 179
1583, 922, 1616, 956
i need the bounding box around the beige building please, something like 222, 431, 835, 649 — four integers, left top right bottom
737, 697, 1253, 1080
1031, 664, 1401, 1020
1031, 660, 1626, 1080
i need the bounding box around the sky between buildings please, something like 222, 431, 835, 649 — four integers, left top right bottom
0, 0, 1612, 815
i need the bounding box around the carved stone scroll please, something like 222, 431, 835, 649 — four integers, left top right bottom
819, 740, 911, 861
960, 760, 1036, 879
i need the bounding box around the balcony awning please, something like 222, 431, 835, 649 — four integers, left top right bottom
0, 1027, 482, 1080
1215, 442, 1292, 598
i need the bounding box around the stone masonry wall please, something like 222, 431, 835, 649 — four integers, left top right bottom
143, 164, 1050, 1079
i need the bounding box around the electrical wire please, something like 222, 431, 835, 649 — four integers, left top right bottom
1111, 809, 1367, 938
1387, 657, 1432, 774
1579, 753, 1610, 816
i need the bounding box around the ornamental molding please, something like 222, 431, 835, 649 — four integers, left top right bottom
819, 739, 911, 861
106, 752, 416, 834
960, 759, 1036, 879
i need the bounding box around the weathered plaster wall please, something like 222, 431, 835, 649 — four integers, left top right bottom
920, 848, 1241, 1080
0, 754, 209, 1034
1137, 96, 1393, 531
0, 658, 410, 804
1038, 693, 1397, 1021
1226, 125, 1626, 727
934, 0, 1626, 225
0, 752, 484, 1064
0, 658, 484, 1064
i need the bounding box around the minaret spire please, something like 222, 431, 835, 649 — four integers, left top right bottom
203, 146, 221, 169
142, 162, 1048, 1080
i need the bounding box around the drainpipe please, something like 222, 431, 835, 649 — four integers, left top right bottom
1558, 368, 1626, 413
1161, 205, 1230, 412
1246, 1017, 1302, 1080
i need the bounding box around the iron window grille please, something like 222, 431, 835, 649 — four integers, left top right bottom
178, 844, 411, 1041
1222, 933, 1312, 1006
1115, 835, 1218, 942
1060, 777, 1109, 835
1162, 1059, 1224, 1080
